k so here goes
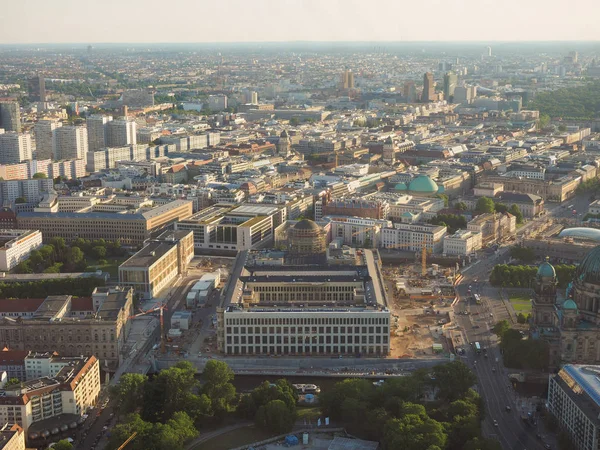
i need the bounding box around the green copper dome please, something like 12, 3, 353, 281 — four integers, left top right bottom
408, 175, 439, 194
576, 245, 600, 284
562, 299, 578, 310
394, 182, 408, 191
537, 259, 556, 279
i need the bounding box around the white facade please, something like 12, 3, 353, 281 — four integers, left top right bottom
55, 125, 88, 160
548, 365, 600, 450
442, 230, 482, 256
380, 223, 447, 253
327, 217, 391, 248
0, 133, 32, 164
221, 309, 391, 356
106, 119, 137, 147
0, 230, 43, 271
86, 115, 112, 151
34, 119, 62, 160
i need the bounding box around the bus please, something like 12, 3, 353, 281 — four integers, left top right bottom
473, 294, 482, 305
474, 342, 481, 354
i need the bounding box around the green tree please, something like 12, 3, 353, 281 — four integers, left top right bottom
64, 246, 85, 271
538, 113, 551, 129
454, 202, 468, 211
51, 440, 73, 450
151, 361, 199, 422
32, 172, 48, 179
14, 197, 27, 204
509, 204, 524, 224
475, 197, 495, 214
494, 202, 508, 213
319, 378, 374, 420
289, 117, 300, 126
201, 360, 236, 419
463, 437, 503, 450
93, 245, 107, 259
432, 361, 476, 401
493, 320, 511, 338
383, 408, 447, 450
517, 313, 529, 324
509, 246, 535, 263
255, 400, 296, 434
435, 194, 449, 207
109, 373, 147, 416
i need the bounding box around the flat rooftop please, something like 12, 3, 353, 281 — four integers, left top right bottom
562, 365, 600, 409
33, 296, 69, 320
120, 241, 175, 269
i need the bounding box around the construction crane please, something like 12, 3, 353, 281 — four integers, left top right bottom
117, 432, 137, 450
129, 303, 168, 354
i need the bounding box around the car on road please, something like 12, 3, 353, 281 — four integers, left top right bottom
493, 419, 498, 427
473, 325, 481, 329
544, 445, 551, 449
505, 406, 511, 412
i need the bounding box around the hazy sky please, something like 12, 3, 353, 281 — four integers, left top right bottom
1, 0, 600, 43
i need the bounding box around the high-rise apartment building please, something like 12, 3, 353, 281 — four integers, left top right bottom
0, 102, 22, 133
86, 115, 113, 151
106, 119, 137, 147
0, 133, 32, 164
27, 75, 46, 102
340, 70, 355, 89
34, 119, 62, 160
443, 72, 458, 101
421, 72, 435, 103
453, 85, 477, 105
403, 81, 417, 103
208, 94, 228, 111
55, 126, 88, 160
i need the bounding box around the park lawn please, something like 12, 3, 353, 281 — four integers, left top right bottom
85, 256, 127, 279
509, 294, 532, 313
192, 426, 276, 450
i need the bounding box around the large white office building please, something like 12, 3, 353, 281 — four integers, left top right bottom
548, 365, 600, 450
218, 248, 390, 357
0, 230, 43, 271
380, 222, 447, 253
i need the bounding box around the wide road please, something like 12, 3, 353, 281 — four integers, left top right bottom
451, 196, 590, 450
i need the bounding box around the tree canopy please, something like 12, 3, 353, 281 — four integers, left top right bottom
529, 80, 600, 119
52, 440, 73, 450
475, 197, 495, 214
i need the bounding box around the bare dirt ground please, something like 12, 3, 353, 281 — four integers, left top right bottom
388, 310, 445, 358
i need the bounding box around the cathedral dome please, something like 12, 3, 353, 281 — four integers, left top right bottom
575, 245, 600, 284
537, 259, 556, 279
408, 175, 438, 194
562, 299, 578, 310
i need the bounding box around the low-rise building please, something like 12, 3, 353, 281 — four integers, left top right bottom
443, 230, 482, 256
380, 222, 447, 253
0, 351, 29, 381
118, 230, 194, 300
175, 204, 283, 253
0, 423, 25, 450
548, 364, 600, 450
467, 212, 516, 245
0, 355, 100, 440
17, 200, 193, 246
0, 288, 133, 370
326, 216, 390, 248
0, 230, 42, 272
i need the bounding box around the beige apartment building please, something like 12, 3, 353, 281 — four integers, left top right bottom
0, 356, 100, 441
16, 200, 193, 246
0, 423, 25, 450
119, 230, 194, 299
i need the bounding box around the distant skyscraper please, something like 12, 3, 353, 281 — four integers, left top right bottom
34, 119, 62, 160
486, 46, 492, 57
106, 119, 137, 147
443, 72, 458, 101
340, 70, 355, 89
55, 126, 88, 160
0, 132, 32, 164
403, 81, 417, 103
28, 75, 46, 102
421, 72, 435, 103
0, 102, 22, 133
86, 115, 113, 151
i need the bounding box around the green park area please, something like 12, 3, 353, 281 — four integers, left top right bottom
509, 293, 532, 313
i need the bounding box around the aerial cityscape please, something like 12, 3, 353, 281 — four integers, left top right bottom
1, 2, 600, 450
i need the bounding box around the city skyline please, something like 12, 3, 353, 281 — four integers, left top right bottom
1, 0, 600, 43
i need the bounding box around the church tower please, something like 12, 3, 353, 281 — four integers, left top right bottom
276, 129, 290, 156
383, 136, 395, 164
532, 257, 557, 327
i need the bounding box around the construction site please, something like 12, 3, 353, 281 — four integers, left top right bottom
380, 241, 458, 359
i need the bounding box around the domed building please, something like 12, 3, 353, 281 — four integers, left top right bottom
288, 219, 327, 255
392, 175, 441, 197
533, 248, 600, 366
